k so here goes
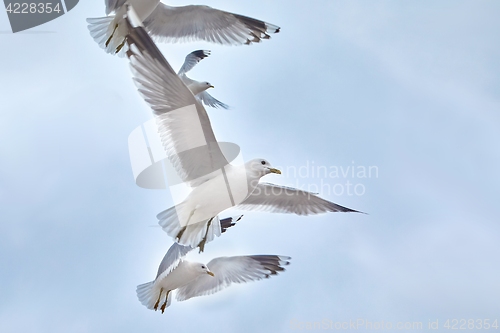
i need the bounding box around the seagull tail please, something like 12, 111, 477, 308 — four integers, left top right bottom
86, 15, 128, 56
157, 204, 221, 249
136, 282, 173, 311
157, 204, 185, 240
136, 281, 155, 309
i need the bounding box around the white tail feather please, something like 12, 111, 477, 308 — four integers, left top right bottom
157, 205, 221, 248
86, 16, 128, 56
136, 281, 155, 309
157, 204, 184, 237
136, 281, 173, 311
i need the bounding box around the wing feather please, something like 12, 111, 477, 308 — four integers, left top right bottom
176, 255, 290, 301
238, 183, 361, 215
178, 50, 211, 76
125, 17, 230, 186
197, 91, 230, 109
155, 243, 192, 281
144, 4, 280, 46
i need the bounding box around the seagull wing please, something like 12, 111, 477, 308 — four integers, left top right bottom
176, 255, 290, 301
144, 3, 280, 46
178, 50, 211, 76
125, 15, 230, 187
196, 91, 230, 109
154, 243, 193, 281
237, 183, 361, 215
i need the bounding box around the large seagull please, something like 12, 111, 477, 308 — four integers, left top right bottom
124, 8, 361, 250
87, 0, 280, 55
137, 240, 290, 313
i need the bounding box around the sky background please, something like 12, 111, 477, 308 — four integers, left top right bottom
1, 1, 500, 332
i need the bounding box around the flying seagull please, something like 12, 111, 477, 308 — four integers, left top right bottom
178, 50, 229, 109
137, 241, 290, 313
124, 10, 361, 250
87, 0, 280, 55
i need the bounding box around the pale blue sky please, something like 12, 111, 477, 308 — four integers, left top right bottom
1, 1, 499, 332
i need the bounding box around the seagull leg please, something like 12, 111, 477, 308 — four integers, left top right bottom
105, 24, 119, 47
115, 39, 126, 54
185, 208, 197, 225
153, 288, 163, 311
176, 226, 186, 241
160, 290, 171, 314
177, 208, 198, 241
197, 217, 213, 253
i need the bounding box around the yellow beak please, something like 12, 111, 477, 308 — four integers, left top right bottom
207, 271, 215, 277
269, 168, 281, 175
209, 85, 215, 89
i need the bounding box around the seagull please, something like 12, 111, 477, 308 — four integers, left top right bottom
125, 11, 361, 250
86, 0, 280, 55
179, 50, 229, 109
136, 241, 290, 313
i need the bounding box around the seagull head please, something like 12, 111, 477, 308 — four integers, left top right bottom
247, 158, 282, 177
188, 81, 214, 95
195, 263, 215, 277
202, 81, 215, 89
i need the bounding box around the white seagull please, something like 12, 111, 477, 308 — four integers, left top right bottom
178, 50, 229, 109
125, 12, 360, 250
137, 242, 290, 313
87, 0, 280, 55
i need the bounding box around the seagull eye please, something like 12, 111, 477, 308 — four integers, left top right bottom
261, 161, 266, 165
201, 265, 205, 269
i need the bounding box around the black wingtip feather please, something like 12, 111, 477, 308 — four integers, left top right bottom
190, 49, 211, 60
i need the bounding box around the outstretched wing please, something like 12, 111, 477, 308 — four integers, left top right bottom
176, 255, 290, 301
155, 242, 192, 280
144, 4, 280, 46
237, 183, 361, 215
197, 91, 230, 109
220, 215, 243, 234
125, 12, 230, 187
178, 50, 211, 76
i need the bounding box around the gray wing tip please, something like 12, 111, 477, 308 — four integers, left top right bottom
266, 23, 280, 34
190, 49, 211, 59
327, 201, 365, 214
340, 207, 367, 214
251, 255, 292, 275
213, 102, 230, 110
220, 215, 244, 234
233, 14, 280, 44
279, 255, 292, 262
